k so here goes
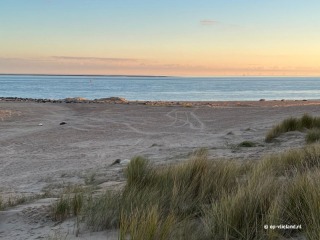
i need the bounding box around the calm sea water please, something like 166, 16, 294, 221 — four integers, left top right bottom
1, 75, 320, 101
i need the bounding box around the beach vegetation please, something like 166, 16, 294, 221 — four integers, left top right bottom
265, 114, 320, 142
52, 189, 85, 221
0, 194, 47, 210
49, 144, 320, 239
84, 172, 96, 185
238, 140, 256, 147
84, 191, 121, 231
53, 195, 71, 221
305, 128, 320, 143
283, 171, 320, 239
254, 144, 320, 177
0, 196, 3, 211
83, 149, 247, 238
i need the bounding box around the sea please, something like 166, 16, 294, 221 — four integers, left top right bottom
1, 75, 320, 101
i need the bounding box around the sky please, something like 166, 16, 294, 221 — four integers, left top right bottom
1, 0, 320, 76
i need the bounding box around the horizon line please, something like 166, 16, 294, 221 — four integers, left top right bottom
0, 73, 169, 78
1, 73, 320, 78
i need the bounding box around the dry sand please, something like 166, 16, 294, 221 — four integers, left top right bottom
1, 100, 319, 239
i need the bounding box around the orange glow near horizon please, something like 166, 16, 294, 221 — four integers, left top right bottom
1, 53, 320, 77
1, 1, 320, 76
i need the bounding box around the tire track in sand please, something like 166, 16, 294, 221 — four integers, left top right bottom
166, 110, 205, 131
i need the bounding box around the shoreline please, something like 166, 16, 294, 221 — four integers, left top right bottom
1, 96, 320, 108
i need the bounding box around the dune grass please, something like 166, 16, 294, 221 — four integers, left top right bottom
203, 176, 283, 240
265, 114, 320, 142
0, 194, 45, 210
306, 128, 320, 143
0, 196, 3, 211
238, 140, 256, 147
82, 150, 249, 239
52, 186, 85, 221
254, 144, 320, 177
50, 145, 320, 239
283, 171, 320, 239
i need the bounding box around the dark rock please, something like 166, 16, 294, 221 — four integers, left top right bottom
110, 159, 121, 166
59, 122, 67, 125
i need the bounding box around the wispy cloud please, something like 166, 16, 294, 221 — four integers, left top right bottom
200, 19, 219, 26
0, 57, 53, 62
51, 56, 140, 63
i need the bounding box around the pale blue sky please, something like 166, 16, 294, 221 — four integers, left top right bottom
1, 0, 320, 75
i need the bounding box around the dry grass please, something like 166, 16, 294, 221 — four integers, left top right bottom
0, 196, 3, 211
254, 144, 320, 177
52, 187, 85, 221
282, 170, 320, 239
82, 149, 248, 239
84, 191, 120, 231
238, 141, 257, 147
306, 128, 320, 143
265, 114, 320, 142
203, 176, 283, 240
50, 145, 320, 239
0, 194, 45, 210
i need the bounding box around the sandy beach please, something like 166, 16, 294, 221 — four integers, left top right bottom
1, 99, 319, 239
